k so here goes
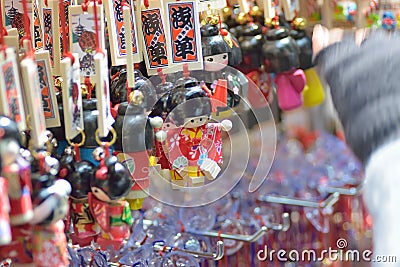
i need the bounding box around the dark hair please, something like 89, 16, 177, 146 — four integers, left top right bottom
201, 24, 231, 57
90, 156, 132, 200
168, 81, 212, 126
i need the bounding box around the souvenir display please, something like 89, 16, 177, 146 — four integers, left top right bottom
0, 0, 379, 265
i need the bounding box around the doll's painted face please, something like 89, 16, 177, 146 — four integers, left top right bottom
0, 140, 19, 166
183, 116, 210, 129
204, 53, 229, 72
91, 187, 113, 203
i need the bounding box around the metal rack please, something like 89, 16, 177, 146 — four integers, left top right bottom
186, 213, 290, 242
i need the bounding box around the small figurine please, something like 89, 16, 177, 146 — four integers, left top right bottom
59, 147, 99, 247
161, 81, 232, 187
30, 160, 71, 267
290, 17, 325, 107
0, 116, 33, 225
0, 176, 11, 246
113, 90, 165, 210
110, 67, 157, 112
262, 27, 306, 111
198, 21, 247, 114
0, 116, 35, 266
88, 155, 133, 250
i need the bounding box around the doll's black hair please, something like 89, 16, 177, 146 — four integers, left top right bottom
167, 80, 212, 126
201, 24, 230, 57
90, 156, 132, 200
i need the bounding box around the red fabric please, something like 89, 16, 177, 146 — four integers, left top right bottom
167, 123, 223, 170
32, 221, 69, 267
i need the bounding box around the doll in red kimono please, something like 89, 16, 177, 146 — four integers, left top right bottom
88, 155, 133, 250
0, 116, 34, 266
164, 80, 232, 187
30, 168, 71, 267
59, 147, 99, 247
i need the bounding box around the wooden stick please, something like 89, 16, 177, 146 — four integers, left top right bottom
123, 5, 135, 88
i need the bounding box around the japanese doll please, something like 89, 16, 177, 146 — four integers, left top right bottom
158, 80, 232, 187
88, 156, 133, 250
0, 116, 34, 266
290, 18, 325, 107
113, 90, 165, 210
59, 148, 99, 247
110, 66, 157, 112
30, 167, 71, 267
197, 22, 247, 114
262, 27, 306, 111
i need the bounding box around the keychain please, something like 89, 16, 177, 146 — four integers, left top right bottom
160, 75, 232, 187
88, 130, 133, 250
262, 23, 306, 111
0, 116, 34, 266
30, 151, 70, 267
290, 17, 325, 107
59, 131, 100, 247
114, 90, 165, 210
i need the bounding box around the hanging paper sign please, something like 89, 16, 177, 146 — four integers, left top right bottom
41, 0, 62, 75
0, 48, 26, 131
104, 0, 141, 66
94, 52, 114, 137
35, 50, 61, 128
60, 53, 84, 140
69, 4, 105, 80
163, 0, 203, 71
141, 3, 169, 75
281, 0, 297, 21
3, 0, 35, 45
197, 0, 227, 12
59, 0, 74, 56
20, 56, 47, 148
33, 0, 44, 50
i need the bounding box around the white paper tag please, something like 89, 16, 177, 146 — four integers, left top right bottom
3, 0, 35, 47
60, 53, 84, 140
59, 0, 75, 56
197, 0, 227, 12
163, 0, 203, 71
105, 0, 141, 66
33, 0, 44, 50
141, 1, 169, 76
41, 0, 62, 76
95, 52, 114, 137
69, 4, 106, 81
35, 50, 61, 128
20, 56, 47, 148
0, 48, 27, 131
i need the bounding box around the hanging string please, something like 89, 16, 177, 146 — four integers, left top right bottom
157, 68, 166, 84
0, 0, 6, 49
59, 0, 75, 64
92, 0, 103, 54
21, 0, 34, 56
84, 76, 93, 99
